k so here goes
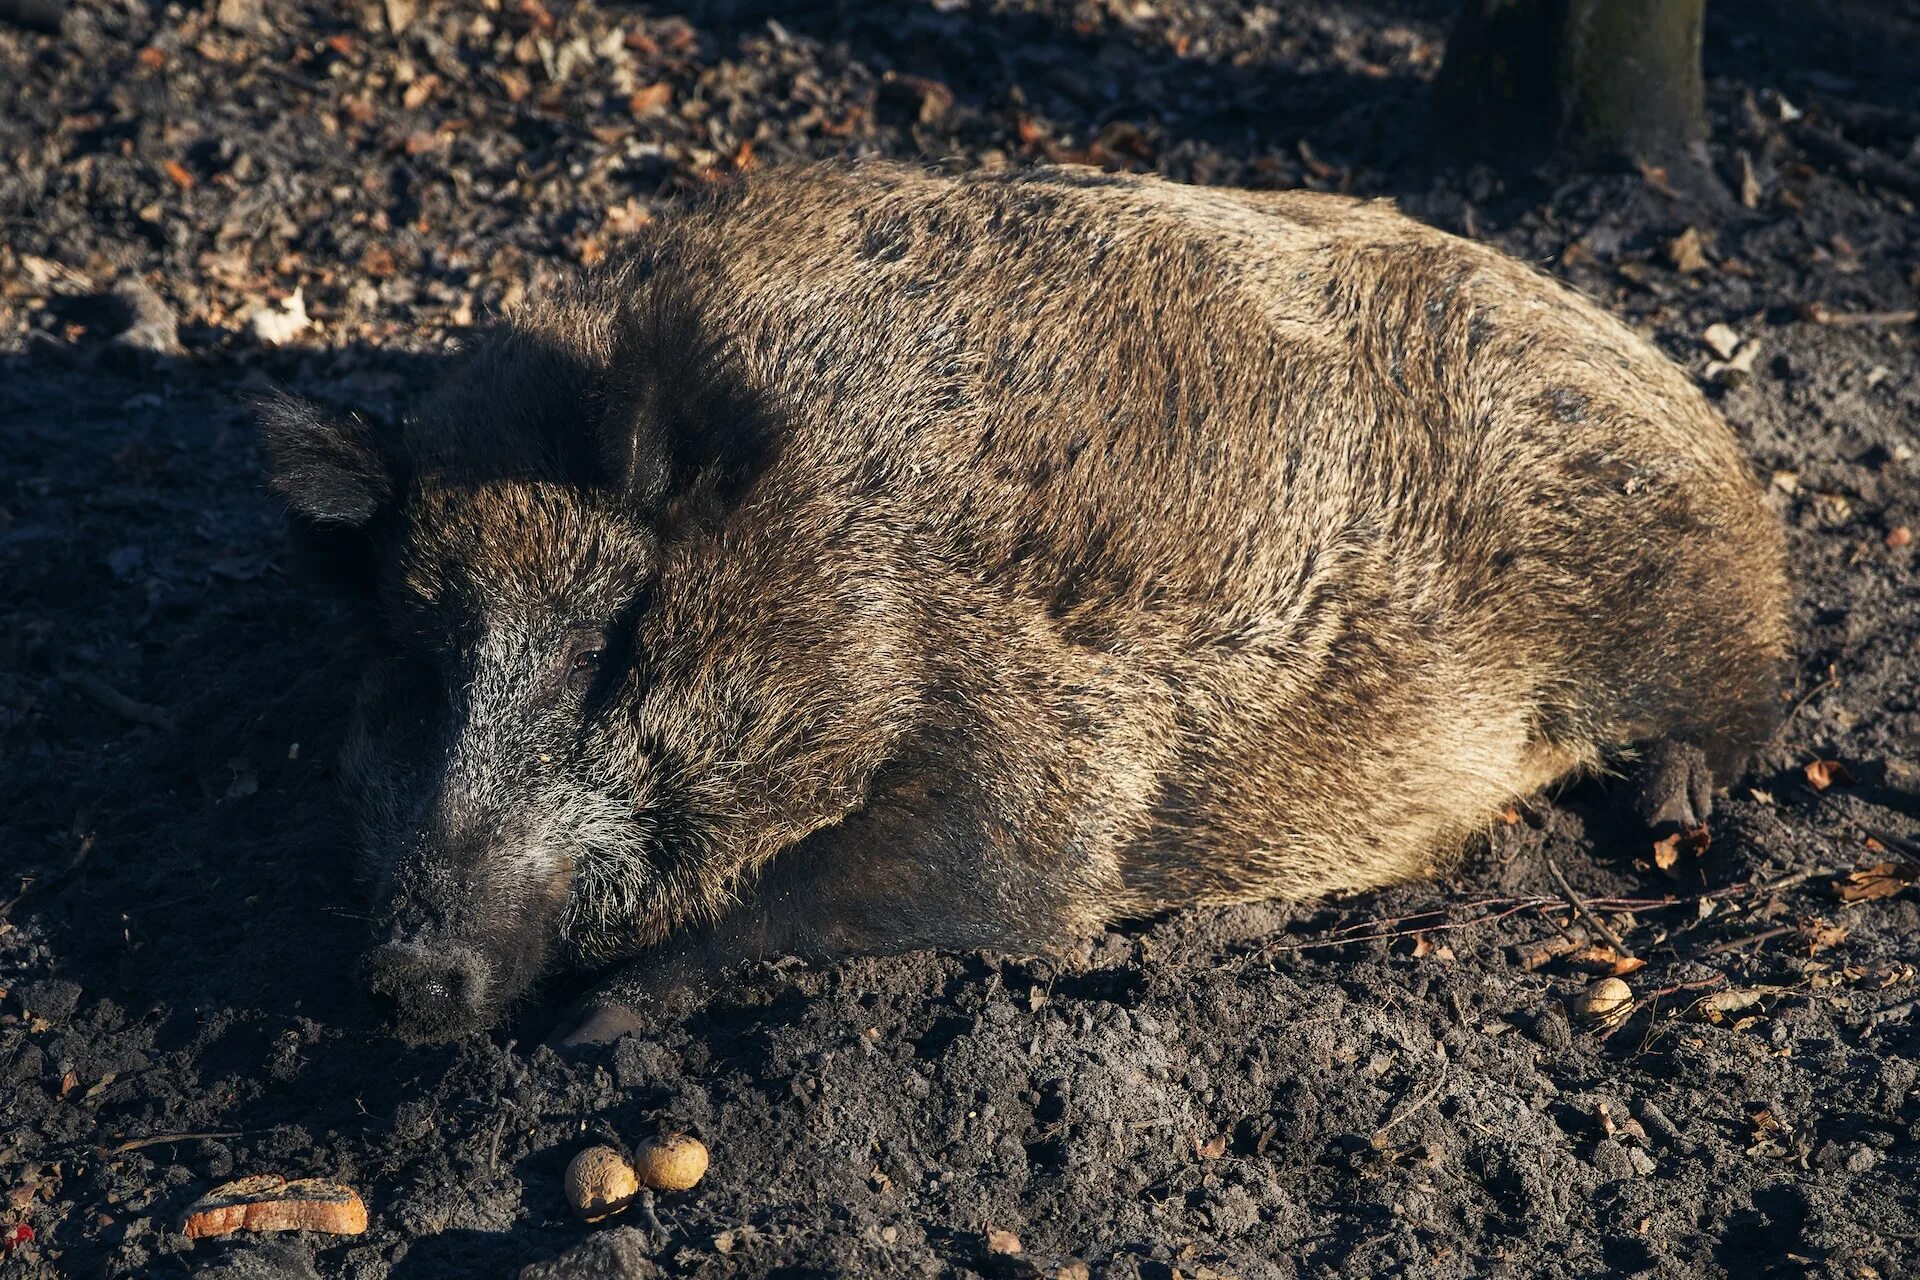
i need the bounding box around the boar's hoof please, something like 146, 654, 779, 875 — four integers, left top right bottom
1621, 739, 1715, 833
361, 941, 491, 1045
552, 1002, 648, 1050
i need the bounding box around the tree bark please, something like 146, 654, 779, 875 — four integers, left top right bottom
1436, 0, 1708, 168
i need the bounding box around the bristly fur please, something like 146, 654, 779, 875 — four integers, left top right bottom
264, 160, 1790, 1041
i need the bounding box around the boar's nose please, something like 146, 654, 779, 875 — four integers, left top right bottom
361, 941, 492, 1044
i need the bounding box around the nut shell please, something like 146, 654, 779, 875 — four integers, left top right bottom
633, 1134, 708, 1192
1572, 976, 1634, 1026
565, 1146, 639, 1222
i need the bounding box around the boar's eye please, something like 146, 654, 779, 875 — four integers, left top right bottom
563, 633, 608, 692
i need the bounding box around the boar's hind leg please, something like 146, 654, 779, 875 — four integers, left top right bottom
555, 755, 1118, 1048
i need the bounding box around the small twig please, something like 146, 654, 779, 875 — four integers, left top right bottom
1542, 851, 1633, 959
1869, 998, 1920, 1027
63, 672, 176, 732
1736, 866, 1834, 899
1793, 120, 1920, 202
109, 1131, 241, 1154
1255, 901, 1546, 956
1623, 974, 1735, 1052
1514, 928, 1589, 972
1699, 925, 1797, 957
1799, 302, 1919, 329
1771, 667, 1839, 740
1371, 1046, 1449, 1144
1863, 827, 1920, 860
488, 1117, 506, 1175
1249, 868, 1832, 962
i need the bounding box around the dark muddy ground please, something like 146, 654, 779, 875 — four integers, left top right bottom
3, 2, 1919, 1277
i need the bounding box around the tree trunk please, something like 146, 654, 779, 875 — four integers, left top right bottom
1436, 0, 1708, 168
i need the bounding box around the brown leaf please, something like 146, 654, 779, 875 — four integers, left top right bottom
1804, 920, 1849, 952
1888, 526, 1913, 549
1651, 824, 1710, 873
162, 160, 194, 191
1803, 759, 1854, 791
627, 83, 672, 116
1830, 862, 1918, 903
1564, 946, 1647, 977
401, 74, 440, 111
136, 46, 166, 70
1667, 226, 1711, 273
985, 1226, 1023, 1255
1195, 1133, 1228, 1161
495, 69, 531, 103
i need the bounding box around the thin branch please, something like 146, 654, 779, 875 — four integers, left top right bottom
63, 672, 176, 733
1371, 1047, 1449, 1144
109, 1131, 242, 1154
1542, 850, 1633, 959
1699, 925, 1796, 956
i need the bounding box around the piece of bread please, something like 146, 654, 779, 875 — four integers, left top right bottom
183, 1174, 369, 1239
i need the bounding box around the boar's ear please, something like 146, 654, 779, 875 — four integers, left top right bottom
256, 391, 399, 528
590, 297, 779, 528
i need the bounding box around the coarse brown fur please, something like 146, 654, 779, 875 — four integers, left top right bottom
261, 161, 1789, 1043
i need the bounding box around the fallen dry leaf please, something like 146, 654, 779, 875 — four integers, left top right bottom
1888, 526, 1913, 549
1195, 1132, 1229, 1160
1830, 862, 1917, 903
1652, 824, 1711, 872
1804, 920, 1849, 952
1803, 759, 1854, 791
1667, 226, 1711, 273
247, 289, 311, 345
628, 83, 673, 116
183, 1174, 367, 1239
162, 160, 194, 190
1564, 946, 1647, 977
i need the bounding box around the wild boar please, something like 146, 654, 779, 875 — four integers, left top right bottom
260, 161, 1789, 1045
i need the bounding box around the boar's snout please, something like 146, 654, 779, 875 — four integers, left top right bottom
361, 940, 493, 1045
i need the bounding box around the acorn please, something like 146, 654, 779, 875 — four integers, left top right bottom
632, 1134, 708, 1192
564, 1146, 639, 1222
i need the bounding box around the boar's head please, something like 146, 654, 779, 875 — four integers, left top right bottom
259, 290, 917, 1043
